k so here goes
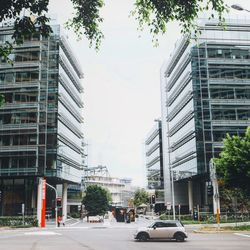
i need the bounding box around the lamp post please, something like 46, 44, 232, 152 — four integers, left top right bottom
170, 167, 176, 220
231, 4, 250, 12
45, 183, 58, 228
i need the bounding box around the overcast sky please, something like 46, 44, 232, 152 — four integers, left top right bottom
48, 0, 249, 187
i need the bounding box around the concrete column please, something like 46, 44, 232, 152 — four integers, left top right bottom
62, 183, 68, 222
37, 178, 42, 227
188, 181, 193, 212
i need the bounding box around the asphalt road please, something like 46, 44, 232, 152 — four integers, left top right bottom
0, 221, 249, 250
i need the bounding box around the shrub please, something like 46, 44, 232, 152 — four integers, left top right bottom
0, 216, 38, 227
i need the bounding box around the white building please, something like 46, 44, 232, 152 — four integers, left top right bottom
83, 166, 134, 207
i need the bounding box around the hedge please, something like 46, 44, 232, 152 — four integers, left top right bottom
0, 216, 38, 227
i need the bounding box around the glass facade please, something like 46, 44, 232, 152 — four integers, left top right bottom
0, 25, 84, 215
161, 17, 250, 209
145, 121, 164, 190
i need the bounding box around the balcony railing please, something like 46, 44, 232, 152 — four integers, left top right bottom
60, 36, 84, 79
59, 54, 83, 93
58, 93, 84, 123
0, 123, 38, 131
0, 145, 38, 152
58, 112, 84, 138
59, 74, 84, 108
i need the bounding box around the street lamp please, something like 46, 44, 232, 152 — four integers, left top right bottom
46, 183, 58, 228
231, 4, 250, 12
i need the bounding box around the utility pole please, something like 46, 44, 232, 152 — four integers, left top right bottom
209, 159, 220, 229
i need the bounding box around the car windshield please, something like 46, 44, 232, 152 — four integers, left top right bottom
147, 222, 156, 228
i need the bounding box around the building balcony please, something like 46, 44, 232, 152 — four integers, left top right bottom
0, 123, 38, 131
0, 61, 40, 70
58, 132, 83, 154
59, 36, 84, 79
212, 120, 250, 126
146, 156, 160, 168
0, 145, 38, 152
0, 167, 38, 176
59, 54, 83, 93
166, 53, 191, 92
209, 78, 250, 85
146, 142, 160, 156
167, 91, 193, 122
164, 35, 189, 77
58, 112, 84, 139
58, 93, 84, 123
210, 99, 250, 105
208, 58, 250, 66
0, 82, 39, 90
59, 74, 84, 108
0, 102, 39, 110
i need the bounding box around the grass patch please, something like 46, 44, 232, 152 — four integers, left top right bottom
230, 225, 250, 231
198, 225, 250, 232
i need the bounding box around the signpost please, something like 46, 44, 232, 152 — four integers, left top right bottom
166, 202, 171, 219
22, 203, 25, 225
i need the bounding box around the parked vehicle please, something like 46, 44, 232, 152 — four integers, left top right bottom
134, 220, 187, 242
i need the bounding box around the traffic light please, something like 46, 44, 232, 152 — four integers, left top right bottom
56, 198, 62, 208
193, 209, 198, 221
207, 185, 213, 196
151, 195, 156, 204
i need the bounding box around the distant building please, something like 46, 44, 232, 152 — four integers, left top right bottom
0, 24, 85, 220
160, 16, 250, 213
145, 120, 164, 190
83, 166, 134, 207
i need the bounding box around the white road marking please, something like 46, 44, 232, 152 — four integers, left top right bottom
234, 233, 250, 238
24, 231, 61, 236
68, 220, 81, 227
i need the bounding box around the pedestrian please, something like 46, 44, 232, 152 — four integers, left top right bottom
57, 215, 61, 227
62, 214, 65, 227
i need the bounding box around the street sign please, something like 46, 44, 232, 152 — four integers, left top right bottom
21, 203, 25, 214
166, 202, 171, 210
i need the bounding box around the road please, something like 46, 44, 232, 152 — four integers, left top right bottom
0, 220, 249, 250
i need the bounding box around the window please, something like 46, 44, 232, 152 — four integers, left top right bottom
165, 223, 177, 227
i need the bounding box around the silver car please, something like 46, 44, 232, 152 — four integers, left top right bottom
134, 220, 188, 242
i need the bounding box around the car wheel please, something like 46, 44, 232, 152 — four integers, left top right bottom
175, 233, 185, 242
138, 233, 149, 242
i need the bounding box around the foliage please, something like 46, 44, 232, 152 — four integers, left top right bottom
133, 188, 149, 207
0, 216, 38, 227
82, 185, 110, 216
69, 212, 81, 218
0, 0, 228, 56
0, 0, 52, 62
214, 127, 250, 193
219, 187, 250, 214
65, 0, 104, 50
0, 94, 4, 107
131, 0, 228, 44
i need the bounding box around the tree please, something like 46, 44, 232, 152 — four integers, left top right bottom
133, 188, 149, 207
82, 185, 110, 217
0, 0, 227, 56
0, 95, 4, 107
214, 127, 250, 194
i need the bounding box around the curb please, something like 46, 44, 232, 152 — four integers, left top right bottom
193, 230, 250, 234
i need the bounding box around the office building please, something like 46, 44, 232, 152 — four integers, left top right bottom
145, 120, 164, 190
160, 17, 250, 213
0, 24, 85, 219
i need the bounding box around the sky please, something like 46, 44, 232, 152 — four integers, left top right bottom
48, 0, 250, 187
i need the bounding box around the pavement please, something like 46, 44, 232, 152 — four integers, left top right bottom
1, 215, 250, 233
